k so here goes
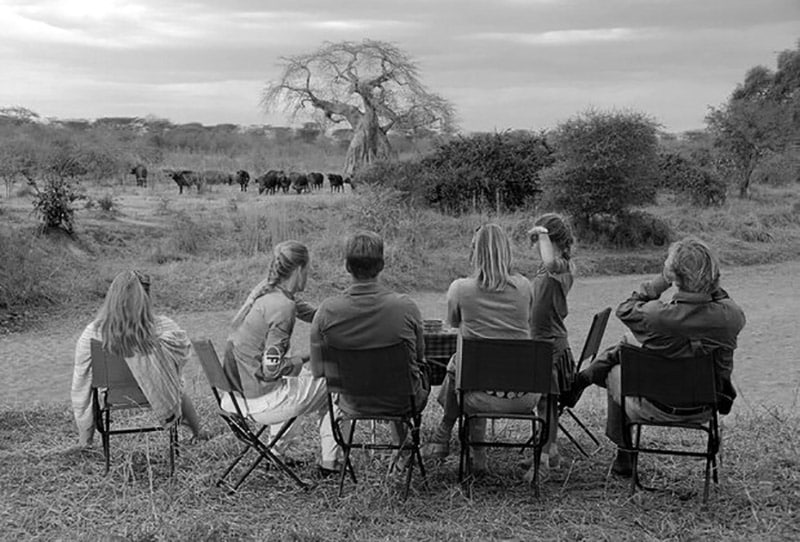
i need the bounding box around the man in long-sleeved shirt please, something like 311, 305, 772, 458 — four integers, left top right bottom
563, 237, 746, 475
310, 231, 429, 446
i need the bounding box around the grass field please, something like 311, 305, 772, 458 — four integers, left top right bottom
2, 177, 800, 540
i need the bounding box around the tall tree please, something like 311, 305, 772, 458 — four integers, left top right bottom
706, 40, 800, 197
262, 39, 456, 175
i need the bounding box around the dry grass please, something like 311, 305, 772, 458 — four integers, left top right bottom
2, 180, 800, 330
2, 398, 798, 541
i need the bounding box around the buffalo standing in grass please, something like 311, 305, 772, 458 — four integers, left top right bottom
257, 170, 283, 195
289, 172, 309, 194
234, 170, 250, 191
279, 172, 292, 194
130, 164, 147, 187
164, 169, 203, 194
308, 172, 324, 191
328, 173, 345, 193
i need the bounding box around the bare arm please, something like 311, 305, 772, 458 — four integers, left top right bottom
528, 226, 557, 272
446, 280, 462, 329
294, 298, 317, 324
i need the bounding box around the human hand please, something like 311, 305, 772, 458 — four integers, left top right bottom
528, 225, 548, 236
528, 226, 549, 244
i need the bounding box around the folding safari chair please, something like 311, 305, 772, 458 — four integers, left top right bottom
559, 307, 611, 457
322, 343, 427, 500
457, 339, 554, 498
89, 339, 178, 476
192, 339, 308, 492
618, 344, 721, 502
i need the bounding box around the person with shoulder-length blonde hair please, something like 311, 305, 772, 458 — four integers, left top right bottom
425, 223, 539, 475
222, 240, 339, 472
71, 270, 207, 447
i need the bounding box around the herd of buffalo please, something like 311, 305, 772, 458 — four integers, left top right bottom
128, 165, 352, 195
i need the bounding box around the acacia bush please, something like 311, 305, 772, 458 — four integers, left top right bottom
541, 109, 663, 246
355, 131, 554, 214
658, 152, 727, 206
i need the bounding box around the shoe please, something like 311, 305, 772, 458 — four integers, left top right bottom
522, 454, 550, 484
422, 442, 449, 459
612, 450, 634, 477
559, 372, 590, 409
188, 429, 212, 444
423, 421, 452, 459
518, 451, 560, 470
470, 449, 488, 474
271, 451, 304, 468
316, 460, 343, 478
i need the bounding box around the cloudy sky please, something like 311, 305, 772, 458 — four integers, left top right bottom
1, 0, 798, 133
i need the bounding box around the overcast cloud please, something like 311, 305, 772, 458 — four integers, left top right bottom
1, 0, 798, 132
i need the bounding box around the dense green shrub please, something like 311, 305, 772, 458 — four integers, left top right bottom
355, 131, 554, 214
28, 177, 82, 234
658, 152, 728, 206
541, 109, 659, 235
581, 210, 672, 248
421, 131, 554, 213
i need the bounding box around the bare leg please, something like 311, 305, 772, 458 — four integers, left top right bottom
180, 393, 208, 439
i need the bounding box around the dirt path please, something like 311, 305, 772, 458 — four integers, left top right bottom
2, 261, 798, 416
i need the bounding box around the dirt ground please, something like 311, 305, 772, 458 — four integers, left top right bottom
1, 259, 798, 419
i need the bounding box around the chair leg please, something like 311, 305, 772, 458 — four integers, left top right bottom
703, 456, 711, 503
217, 425, 268, 487
532, 449, 541, 499
339, 420, 357, 497
560, 408, 602, 457
559, 423, 590, 458
457, 415, 466, 483
630, 425, 641, 498
168, 426, 177, 477
102, 410, 111, 475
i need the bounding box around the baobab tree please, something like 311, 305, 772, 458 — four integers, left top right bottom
262, 39, 456, 175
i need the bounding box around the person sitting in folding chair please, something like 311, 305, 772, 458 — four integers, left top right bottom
425, 223, 540, 475
222, 240, 339, 472
71, 270, 208, 448
562, 236, 746, 476
309, 231, 430, 475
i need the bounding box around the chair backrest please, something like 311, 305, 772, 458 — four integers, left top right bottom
90, 339, 148, 405
192, 339, 236, 395
619, 344, 717, 407
576, 307, 611, 370
457, 339, 554, 394
323, 343, 413, 397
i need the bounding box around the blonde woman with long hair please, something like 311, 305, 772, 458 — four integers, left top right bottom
71, 271, 206, 447
222, 240, 339, 472
425, 223, 539, 474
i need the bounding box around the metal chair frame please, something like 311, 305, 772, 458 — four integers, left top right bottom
90, 339, 178, 476
559, 307, 612, 457
322, 343, 427, 500
619, 343, 721, 502
192, 339, 308, 492
456, 338, 554, 498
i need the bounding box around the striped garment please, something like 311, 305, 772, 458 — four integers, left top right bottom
71, 315, 189, 446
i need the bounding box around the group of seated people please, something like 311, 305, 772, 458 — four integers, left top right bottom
71, 213, 746, 482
